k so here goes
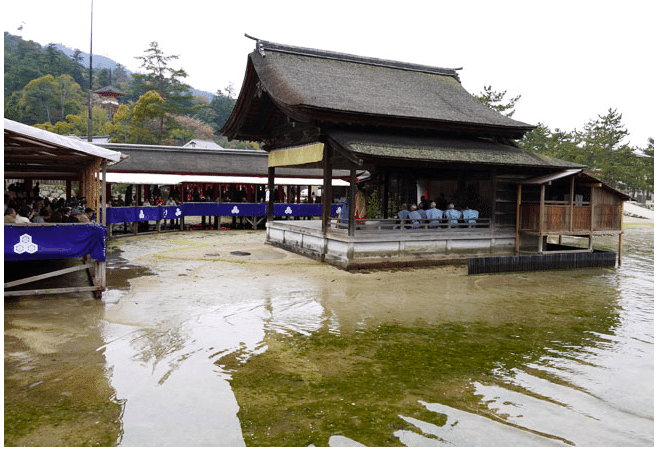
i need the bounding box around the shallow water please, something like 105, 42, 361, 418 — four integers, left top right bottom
4, 226, 654, 446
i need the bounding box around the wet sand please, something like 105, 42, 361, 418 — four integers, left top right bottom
3, 217, 653, 446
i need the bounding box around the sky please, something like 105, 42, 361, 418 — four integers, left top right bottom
2, 0, 658, 148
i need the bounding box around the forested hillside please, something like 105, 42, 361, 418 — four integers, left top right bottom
4, 32, 253, 148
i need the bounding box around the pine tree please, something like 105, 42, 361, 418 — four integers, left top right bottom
578, 108, 632, 190
132, 41, 194, 144
475, 85, 521, 118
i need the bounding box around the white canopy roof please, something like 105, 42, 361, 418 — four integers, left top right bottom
4, 118, 124, 163
106, 172, 349, 186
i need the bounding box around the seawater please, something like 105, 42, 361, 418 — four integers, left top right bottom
97, 227, 654, 447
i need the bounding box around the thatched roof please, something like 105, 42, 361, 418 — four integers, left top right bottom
326, 130, 582, 170
222, 40, 534, 142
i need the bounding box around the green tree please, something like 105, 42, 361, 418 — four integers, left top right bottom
518, 123, 582, 163
132, 41, 194, 143
475, 85, 521, 118
33, 105, 108, 136
207, 83, 236, 131
20, 75, 59, 124
112, 63, 130, 86
640, 138, 654, 188
107, 90, 164, 144
629, 138, 654, 195
96, 68, 112, 89
106, 104, 133, 143
577, 108, 632, 189
18, 74, 85, 125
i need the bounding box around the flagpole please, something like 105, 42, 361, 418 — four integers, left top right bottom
87, 0, 93, 142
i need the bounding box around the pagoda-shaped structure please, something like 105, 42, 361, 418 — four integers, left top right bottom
93, 85, 127, 120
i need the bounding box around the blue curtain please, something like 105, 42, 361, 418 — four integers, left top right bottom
5, 224, 107, 262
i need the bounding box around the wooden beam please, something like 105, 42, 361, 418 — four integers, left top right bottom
348, 167, 357, 237
515, 183, 522, 253
538, 184, 546, 253
4, 263, 93, 289
267, 166, 275, 222
569, 175, 575, 232
322, 144, 332, 235
101, 160, 107, 224
381, 168, 389, 218
5, 286, 101, 297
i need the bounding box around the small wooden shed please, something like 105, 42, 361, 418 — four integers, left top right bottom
516, 169, 630, 262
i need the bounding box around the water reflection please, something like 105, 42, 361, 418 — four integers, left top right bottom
100, 228, 653, 446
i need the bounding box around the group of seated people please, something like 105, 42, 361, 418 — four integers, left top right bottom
4, 190, 95, 224
396, 201, 479, 228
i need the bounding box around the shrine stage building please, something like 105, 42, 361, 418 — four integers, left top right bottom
221, 39, 628, 272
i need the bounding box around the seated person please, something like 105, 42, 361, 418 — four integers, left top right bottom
395, 203, 409, 229
396, 204, 409, 220
84, 207, 96, 222
462, 204, 479, 227
425, 201, 444, 226
407, 204, 422, 228
416, 203, 428, 220
71, 208, 91, 223
444, 203, 462, 227
31, 209, 46, 223
4, 207, 17, 223
15, 206, 33, 224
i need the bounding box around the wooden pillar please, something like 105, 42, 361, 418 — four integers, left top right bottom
515, 183, 522, 253
267, 166, 275, 222
569, 175, 575, 232
381, 169, 390, 219
101, 160, 107, 225
538, 184, 546, 253
590, 185, 596, 231
322, 144, 332, 235
66, 179, 72, 201
348, 167, 357, 237
618, 201, 624, 266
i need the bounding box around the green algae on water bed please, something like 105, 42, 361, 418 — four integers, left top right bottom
218, 301, 619, 447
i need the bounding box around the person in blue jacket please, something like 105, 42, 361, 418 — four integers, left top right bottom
445, 203, 462, 227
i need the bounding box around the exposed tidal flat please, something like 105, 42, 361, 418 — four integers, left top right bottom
3, 217, 654, 446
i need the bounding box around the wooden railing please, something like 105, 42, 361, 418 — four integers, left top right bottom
331, 217, 491, 233
520, 202, 592, 233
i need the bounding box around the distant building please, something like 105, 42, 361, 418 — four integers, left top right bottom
93, 85, 127, 121
183, 139, 223, 150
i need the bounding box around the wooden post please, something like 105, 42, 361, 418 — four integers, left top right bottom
101, 160, 107, 225
618, 201, 624, 266
569, 175, 575, 232
515, 183, 522, 253
538, 184, 546, 253
381, 168, 390, 219
348, 167, 357, 237
322, 144, 332, 235
590, 184, 596, 231
267, 166, 275, 222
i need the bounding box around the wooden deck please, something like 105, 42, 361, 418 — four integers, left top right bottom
266, 219, 520, 270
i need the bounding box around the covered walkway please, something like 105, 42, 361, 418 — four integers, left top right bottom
4, 119, 123, 297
